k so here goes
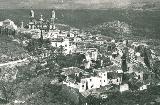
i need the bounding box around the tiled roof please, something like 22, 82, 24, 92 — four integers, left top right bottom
51, 38, 63, 42
94, 65, 122, 73
61, 67, 84, 76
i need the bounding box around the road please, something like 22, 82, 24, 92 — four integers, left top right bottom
0, 58, 29, 68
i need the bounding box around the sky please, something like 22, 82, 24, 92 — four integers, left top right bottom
0, 0, 159, 9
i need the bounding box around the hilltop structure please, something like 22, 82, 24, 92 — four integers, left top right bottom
28, 10, 56, 31
0, 19, 17, 35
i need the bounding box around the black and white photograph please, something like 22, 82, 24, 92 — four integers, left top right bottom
0, 0, 160, 105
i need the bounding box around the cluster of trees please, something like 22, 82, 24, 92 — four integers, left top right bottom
85, 20, 132, 38
86, 85, 160, 105
55, 54, 85, 68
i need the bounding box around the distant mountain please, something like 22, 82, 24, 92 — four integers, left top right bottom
129, 0, 160, 10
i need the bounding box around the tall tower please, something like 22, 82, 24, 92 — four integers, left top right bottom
50, 10, 55, 30
21, 21, 24, 29
39, 14, 44, 22
29, 10, 35, 29
30, 10, 35, 18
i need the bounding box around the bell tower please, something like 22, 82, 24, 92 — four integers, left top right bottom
29, 10, 35, 29
50, 10, 55, 30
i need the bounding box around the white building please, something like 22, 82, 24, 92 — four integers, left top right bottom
74, 37, 82, 42
1, 19, 18, 30
79, 76, 102, 92
139, 84, 147, 91
120, 84, 129, 92
63, 65, 123, 92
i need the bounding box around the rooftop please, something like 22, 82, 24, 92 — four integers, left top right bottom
61, 67, 85, 76
94, 65, 122, 73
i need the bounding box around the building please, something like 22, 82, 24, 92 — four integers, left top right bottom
74, 36, 82, 42
95, 40, 104, 45
0, 19, 17, 35
62, 64, 123, 92
79, 76, 102, 92
85, 48, 98, 61
28, 10, 55, 31
120, 84, 129, 92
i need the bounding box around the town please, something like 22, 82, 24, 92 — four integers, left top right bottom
0, 10, 160, 105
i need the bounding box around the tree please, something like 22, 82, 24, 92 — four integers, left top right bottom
143, 48, 151, 69
121, 53, 128, 72
153, 60, 160, 79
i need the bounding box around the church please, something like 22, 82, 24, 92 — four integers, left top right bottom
28, 10, 56, 32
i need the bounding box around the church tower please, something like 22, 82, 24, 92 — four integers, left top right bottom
29, 10, 35, 29
21, 21, 24, 29
50, 10, 55, 30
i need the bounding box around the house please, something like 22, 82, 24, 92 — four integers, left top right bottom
132, 81, 149, 91
0, 19, 17, 35
62, 65, 123, 92
120, 84, 129, 92
129, 62, 155, 81
61, 67, 84, 76
84, 48, 98, 69
85, 48, 98, 61
79, 76, 102, 92
107, 72, 122, 85
2, 19, 17, 30
68, 32, 75, 38
94, 65, 123, 86
51, 38, 71, 54
70, 28, 80, 35
74, 37, 82, 42
139, 84, 147, 91
51, 38, 64, 47
47, 30, 59, 39
95, 40, 104, 45
62, 67, 87, 91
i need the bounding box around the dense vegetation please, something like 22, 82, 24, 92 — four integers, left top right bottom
86, 86, 160, 105
0, 34, 27, 63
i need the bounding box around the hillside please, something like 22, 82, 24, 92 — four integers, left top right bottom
0, 35, 27, 63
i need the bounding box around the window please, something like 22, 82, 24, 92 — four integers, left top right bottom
91, 85, 93, 88
104, 74, 105, 76
138, 75, 141, 79
104, 80, 105, 82
109, 81, 112, 84
82, 85, 84, 87
90, 79, 92, 82
117, 79, 119, 82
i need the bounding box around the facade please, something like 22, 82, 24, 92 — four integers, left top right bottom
0, 19, 17, 35
62, 66, 123, 92
74, 37, 82, 42
120, 84, 129, 92
28, 10, 55, 31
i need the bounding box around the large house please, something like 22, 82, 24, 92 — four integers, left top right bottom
62, 65, 123, 92
0, 19, 17, 35
51, 38, 76, 54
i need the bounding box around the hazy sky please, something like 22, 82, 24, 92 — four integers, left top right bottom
0, 0, 159, 9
